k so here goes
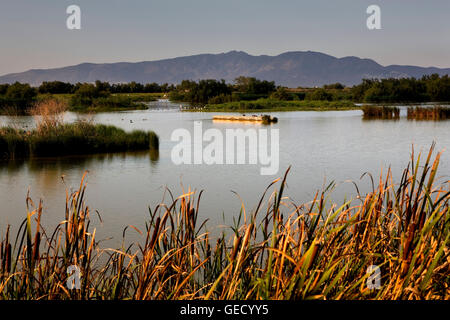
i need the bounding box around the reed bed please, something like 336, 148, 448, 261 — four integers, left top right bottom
361, 106, 400, 120
0, 99, 159, 159
0, 145, 448, 300
0, 123, 159, 159
407, 106, 450, 120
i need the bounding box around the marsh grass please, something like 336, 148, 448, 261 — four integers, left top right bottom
362, 106, 400, 120
0, 123, 159, 159
30, 99, 67, 131
0, 145, 448, 300
0, 100, 159, 159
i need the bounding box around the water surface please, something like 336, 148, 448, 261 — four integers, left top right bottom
1, 102, 449, 245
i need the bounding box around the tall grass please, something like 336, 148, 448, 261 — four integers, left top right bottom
30, 99, 67, 130
0, 100, 159, 159
0, 145, 448, 300
0, 123, 159, 159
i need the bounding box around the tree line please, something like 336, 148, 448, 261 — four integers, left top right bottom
1, 74, 449, 112
37, 80, 174, 94
169, 75, 450, 105
169, 77, 277, 105
0, 81, 175, 112
351, 75, 450, 103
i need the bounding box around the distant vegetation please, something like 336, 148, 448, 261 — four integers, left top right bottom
169, 75, 450, 108
352, 75, 450, 103
0, 82, 38, 113
37, 80, 174, 95
68, 83, 154, 112
170, 75, 450, 111
169, 77, 356, 110
203, 99, 356, 112
168, 79, 232, 105
0, 80, 169, 114
68, 81, 167, 111
0, 74, 449, 113
168, 77, 277, 105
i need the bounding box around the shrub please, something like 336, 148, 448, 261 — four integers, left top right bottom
269, 88, 291, 101
70, 83, 109, 108
305, 88, 333, 101
0, 82, 37, 113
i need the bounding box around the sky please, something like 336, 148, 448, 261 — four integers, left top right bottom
0, 0, 449, 75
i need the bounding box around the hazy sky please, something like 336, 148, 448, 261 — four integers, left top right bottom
0, 0, 449, 75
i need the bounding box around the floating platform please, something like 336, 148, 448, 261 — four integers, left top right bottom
212, 114, 278, 124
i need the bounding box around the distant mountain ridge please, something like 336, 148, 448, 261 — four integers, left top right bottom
1, 50, 449, 87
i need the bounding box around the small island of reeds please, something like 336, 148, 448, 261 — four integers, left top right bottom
407, 106, 450, 120
361, 105, 400, 120
0, 100, 159, 159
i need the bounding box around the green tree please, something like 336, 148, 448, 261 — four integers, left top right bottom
3, 82, 37, 110
234, 77, 275, 95
39, 81, 73, 94
323, 83, 345, 90
70, 83, 109, 107
0, 84, 10, 95
306, 88, 333, 101
269, 87, 291, 101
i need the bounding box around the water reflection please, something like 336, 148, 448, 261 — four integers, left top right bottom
0, 150, 159, 173
149, 149, 159, 164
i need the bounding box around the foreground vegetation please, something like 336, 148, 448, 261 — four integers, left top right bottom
0, 145, 448, 300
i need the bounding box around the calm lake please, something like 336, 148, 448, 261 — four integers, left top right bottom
1, 101, 449, 245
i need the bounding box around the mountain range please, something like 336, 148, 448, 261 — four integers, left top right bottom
1, 50, 449, 87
